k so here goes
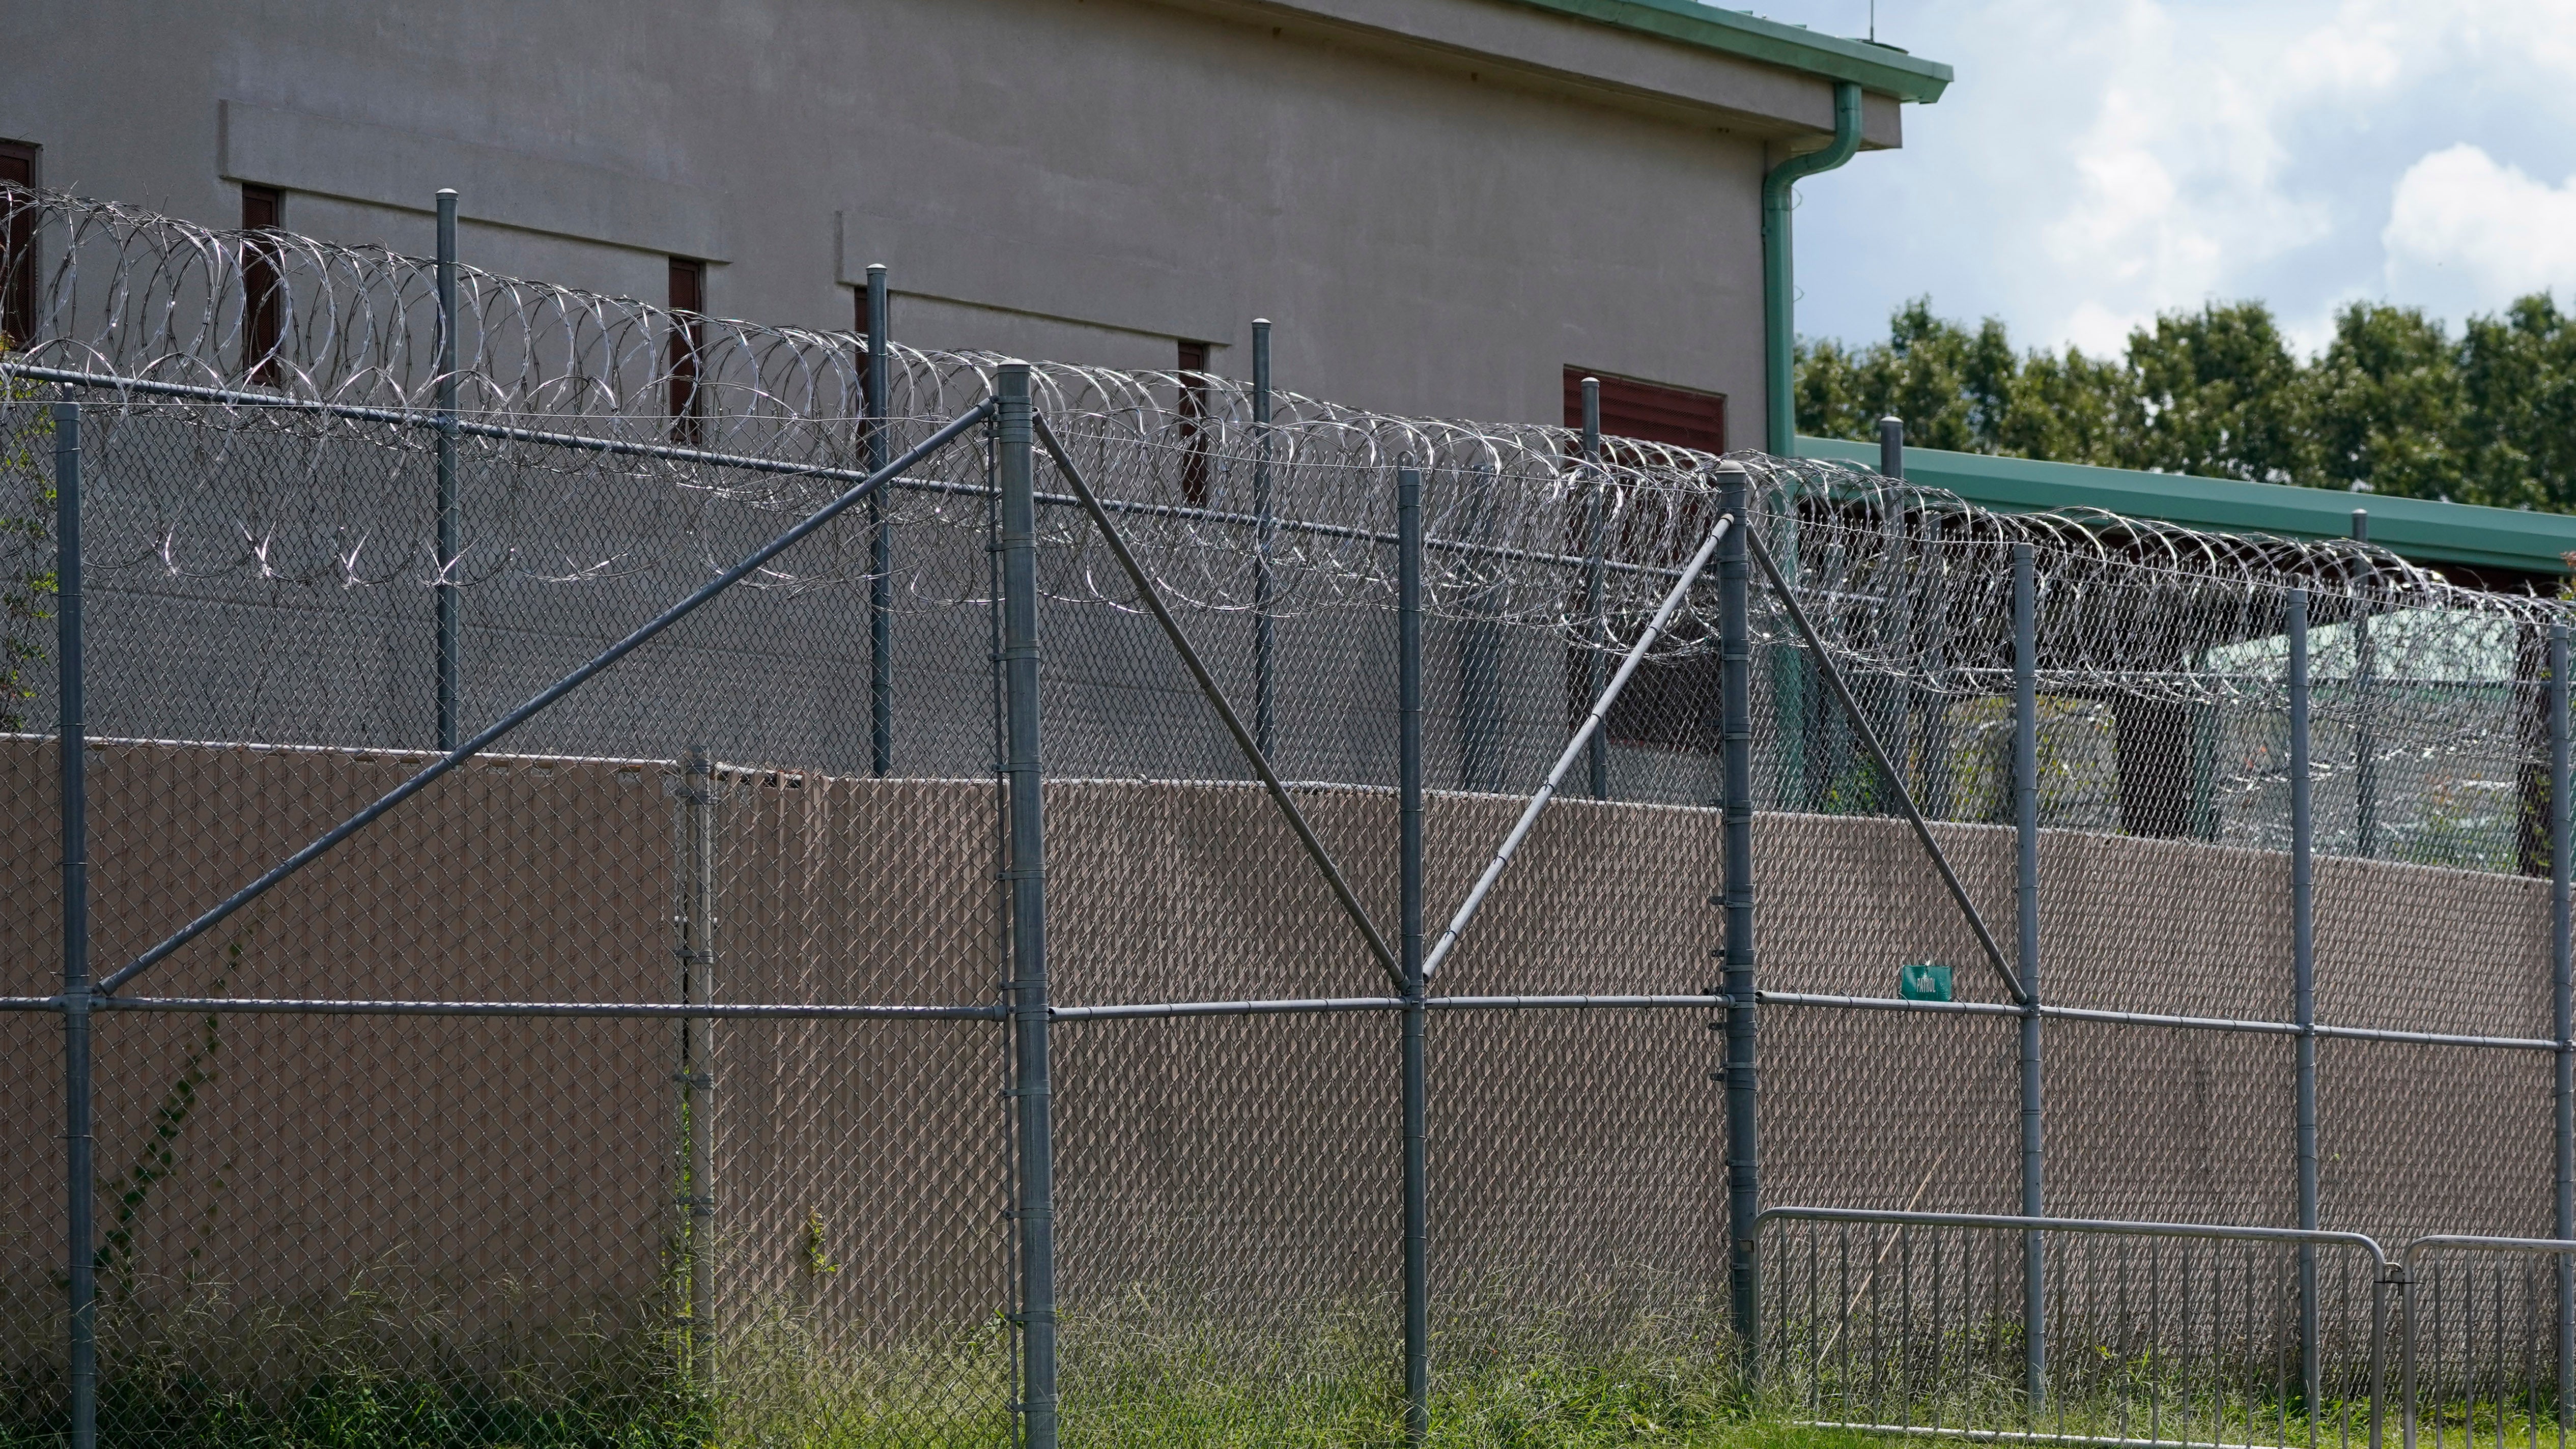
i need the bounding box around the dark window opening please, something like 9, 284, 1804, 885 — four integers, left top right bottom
669, 258, 705, 443
0, 139, 40, 351
1561, 367, 1730, 754
1177, 338, 1211, 506
240, 184, 285, 385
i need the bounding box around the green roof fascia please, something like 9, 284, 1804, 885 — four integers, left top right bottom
1496, 1, 1952, 102
1796, 435, 2576, 580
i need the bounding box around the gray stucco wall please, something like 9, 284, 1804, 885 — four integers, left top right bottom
0, 0, 1892, 432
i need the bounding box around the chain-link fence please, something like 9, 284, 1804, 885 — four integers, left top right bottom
6, 185, 2576, 1446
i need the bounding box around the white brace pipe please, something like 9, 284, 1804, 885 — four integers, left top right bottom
1420, 506, 1735, 982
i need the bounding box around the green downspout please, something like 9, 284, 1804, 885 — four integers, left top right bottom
1762, 81, 1862, 809
1762, 80, 1864, 456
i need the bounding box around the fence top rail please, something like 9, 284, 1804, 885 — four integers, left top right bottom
0, 996, 1008, 1019
1761, 1206, 2392, 1266
2398, 1233, 2576, 1270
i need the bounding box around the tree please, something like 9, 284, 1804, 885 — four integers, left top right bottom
2304, 301, 2463, 502
1992, 345, 2125, 467
1795, 298, 2048, 456
2119, 302, 2311, 485
2457, 295, 2576, 512
1794, 290, 2576, 517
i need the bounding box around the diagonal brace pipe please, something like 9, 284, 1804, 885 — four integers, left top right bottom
1741, 521, 2026, 1005
1032, 411, 1403, 989
99, 402, 998, 997
1419, 504, 1735, 982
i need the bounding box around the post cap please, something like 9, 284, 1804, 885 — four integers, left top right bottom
436, 187, 458, 197
1253, 317, 1270, 327
867, 262, 887, 275
1714, 459, 1749, 474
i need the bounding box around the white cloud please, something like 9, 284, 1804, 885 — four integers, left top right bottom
1774, 0, 2576, 356
2384, 144, 2576, 304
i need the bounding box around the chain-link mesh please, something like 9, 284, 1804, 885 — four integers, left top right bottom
8, 184, 2576, 1444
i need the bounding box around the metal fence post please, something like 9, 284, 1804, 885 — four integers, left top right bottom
1581, 377, 1607, 801
2013, 539, 2045, 1409
1880, 415, 1911, 817
434, 190, 461, 751
2552, 621, 2572, 1429
867, 263, 892, 776
1718, 461, 1760, 1374
57, 397, 95, 1449
2351, 512, 2378, 857
996, 362, 1058, 1447
2371, 1261, 2393, 1449
1253, 318, 1277, 760
1398, 462, 1429, 1444
2291, 589, 2321, 1407
678, 744, 719, 1378
2399, 1255, 2417, 1449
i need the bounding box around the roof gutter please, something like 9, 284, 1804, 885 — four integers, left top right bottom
1762, 80, 1862, 456
1494, 1, 1952, 103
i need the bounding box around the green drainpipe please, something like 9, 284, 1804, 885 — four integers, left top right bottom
1762, 80, 1864, 456
1762, 81, 1862, 809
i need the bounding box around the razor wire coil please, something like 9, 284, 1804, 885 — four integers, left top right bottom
3, 182, 2564, 707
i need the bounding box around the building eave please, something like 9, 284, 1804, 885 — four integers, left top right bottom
1494, 1, 1953, 102
1798, 436, 2576, 582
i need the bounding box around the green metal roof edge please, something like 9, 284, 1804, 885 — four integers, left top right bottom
1796, 435, 2576, 579
1494, 0, 1953, 102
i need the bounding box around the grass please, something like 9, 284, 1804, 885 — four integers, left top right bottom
0, 1286, 1880, 1448
4, 1285, 2558, 1448
0, 1371, 1904, 1449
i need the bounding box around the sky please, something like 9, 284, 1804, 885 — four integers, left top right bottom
1751, 0, 2576, 359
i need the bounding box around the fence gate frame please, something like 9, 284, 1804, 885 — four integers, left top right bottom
20, 374, 1009, 1449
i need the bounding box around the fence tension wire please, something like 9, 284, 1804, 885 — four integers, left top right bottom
95, 400, 998, 998
1419, 478, 1737, 983
1741, 520, 2027, 1007
1031, 409, 1404, 990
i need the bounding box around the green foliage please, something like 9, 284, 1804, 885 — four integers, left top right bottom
2123, 301, 2310, 482
92, 1005, 222, 1302
2309, 302, 2464, 500
1796, 291, 2576, 512
2457, 294, 2576, 512
84, 1369, 712, 1449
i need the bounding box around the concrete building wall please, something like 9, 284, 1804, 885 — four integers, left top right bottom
0, 0, 1900, 430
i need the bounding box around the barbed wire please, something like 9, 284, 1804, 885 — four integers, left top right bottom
2, 182, 2565, 702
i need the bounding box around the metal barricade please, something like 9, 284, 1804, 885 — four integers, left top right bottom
2397, 1236, 2576, 1449
1761, 1207, 2395, 1449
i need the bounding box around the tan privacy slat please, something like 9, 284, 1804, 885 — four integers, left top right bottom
1, 739, 2553, 1375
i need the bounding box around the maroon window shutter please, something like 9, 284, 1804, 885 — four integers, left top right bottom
1562, 367, 1725, 454
240, 184, 285, 385
0, 141, 40, 351
1177, 339, 1211, 506
669, 259, 705, 442
1560, 367, 1730, 754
